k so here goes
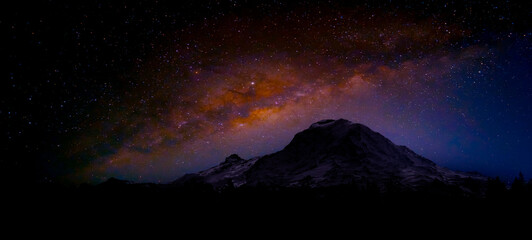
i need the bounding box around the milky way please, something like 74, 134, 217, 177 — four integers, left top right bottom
6, 1, 530, 184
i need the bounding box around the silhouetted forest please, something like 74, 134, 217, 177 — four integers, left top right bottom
27, 173, 532, 213
5, 172, 527, 231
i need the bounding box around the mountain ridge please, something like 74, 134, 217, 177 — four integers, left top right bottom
174, 119, 486, 195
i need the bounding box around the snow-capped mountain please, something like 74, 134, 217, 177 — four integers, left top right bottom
174, 119, 486, 193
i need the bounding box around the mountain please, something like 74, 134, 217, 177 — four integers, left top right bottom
174, 119, 486, 194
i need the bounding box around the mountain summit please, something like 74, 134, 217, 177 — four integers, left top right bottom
174, 119, 486, 193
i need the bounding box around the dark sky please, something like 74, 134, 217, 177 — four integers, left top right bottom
3, 0, 531, 185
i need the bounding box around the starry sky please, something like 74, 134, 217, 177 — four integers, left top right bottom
3, 1, 531, 185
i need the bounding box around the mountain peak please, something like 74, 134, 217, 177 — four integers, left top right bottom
175, 119, 486, 193
310, 118, 353, 129
224, 154, 244, 164
306, 119, 375, 140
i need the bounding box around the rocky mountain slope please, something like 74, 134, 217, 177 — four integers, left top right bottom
174, 119, 486, 194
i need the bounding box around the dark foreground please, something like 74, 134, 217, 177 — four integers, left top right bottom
20, 181, 532, 227
5, 183, 531, 236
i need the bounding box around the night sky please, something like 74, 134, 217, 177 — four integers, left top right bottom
3, 1, 531, 185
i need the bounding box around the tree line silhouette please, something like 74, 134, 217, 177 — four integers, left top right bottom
487, 172, 532, 201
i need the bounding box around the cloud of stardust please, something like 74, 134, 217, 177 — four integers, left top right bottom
65, 11, 490, 183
